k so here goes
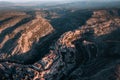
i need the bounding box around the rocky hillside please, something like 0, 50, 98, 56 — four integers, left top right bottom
0, 11, 54, 63
0, 9, 120, 80
47, 9, 120, 80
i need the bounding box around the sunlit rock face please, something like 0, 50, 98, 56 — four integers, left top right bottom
0, 9, 120, 80
43, 9, 120, 80
0, 11, 54, 62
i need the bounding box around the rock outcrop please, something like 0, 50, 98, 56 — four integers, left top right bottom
0, 9, 120, 80
0, 11, 54, 62
42, 9, 120, 80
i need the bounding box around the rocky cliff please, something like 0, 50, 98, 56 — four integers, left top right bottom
0, 11, 54, 63
0, 9, 120, 80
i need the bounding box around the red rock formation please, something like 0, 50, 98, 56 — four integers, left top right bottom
0, 9, 120, 80
0, 11, 54, 62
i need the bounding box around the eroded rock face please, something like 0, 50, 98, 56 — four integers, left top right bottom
0, 9, 120, 80
43, 9, 120, 80
0, 11, 54, 62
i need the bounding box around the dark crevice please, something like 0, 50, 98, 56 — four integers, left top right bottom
0, 16, 14, 25
0, 31, 23, 55
0, 16, 33, 43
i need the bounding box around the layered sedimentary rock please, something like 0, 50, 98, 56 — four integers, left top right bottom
42, 9, 120, 80
0, 11, 54, 62
0, 9, 120, 80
